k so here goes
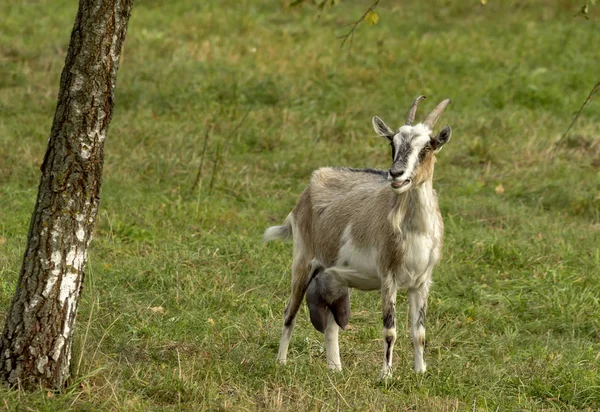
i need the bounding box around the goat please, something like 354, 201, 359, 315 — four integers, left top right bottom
264, 96, 452, 380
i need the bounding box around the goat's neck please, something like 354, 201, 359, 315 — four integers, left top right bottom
390, 179, 437, 236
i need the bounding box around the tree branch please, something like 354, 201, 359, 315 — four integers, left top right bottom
550, 81, 600, 160
338, 0, 380, 51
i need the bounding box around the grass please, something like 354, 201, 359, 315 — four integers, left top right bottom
1, 0, 599, 410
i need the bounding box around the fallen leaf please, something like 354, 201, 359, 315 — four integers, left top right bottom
150, 306, 165, 314
495, 184, 504, 194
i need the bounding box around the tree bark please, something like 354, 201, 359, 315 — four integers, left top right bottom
0, 0, 134, 390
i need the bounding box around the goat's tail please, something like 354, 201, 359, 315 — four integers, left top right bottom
263, 214, 293, 242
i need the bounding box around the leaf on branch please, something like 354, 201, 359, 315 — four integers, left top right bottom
338, 0, 380, 51
364, 10, 379, 25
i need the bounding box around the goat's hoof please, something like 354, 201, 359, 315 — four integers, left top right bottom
276, 358, 287, 365
414, 363, 426, 373
327, 363, 342, 372
378, 366, 393, 382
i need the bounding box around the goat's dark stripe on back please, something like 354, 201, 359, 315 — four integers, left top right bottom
337, 167, 388, 178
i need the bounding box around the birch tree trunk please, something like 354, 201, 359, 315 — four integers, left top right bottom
0, 0, 134, 390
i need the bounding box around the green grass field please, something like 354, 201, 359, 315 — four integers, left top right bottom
1, 0, 599, 410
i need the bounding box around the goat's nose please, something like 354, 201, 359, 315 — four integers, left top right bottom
389, 169, 404, 179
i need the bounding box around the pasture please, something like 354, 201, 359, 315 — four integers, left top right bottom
1, 0, 599, 410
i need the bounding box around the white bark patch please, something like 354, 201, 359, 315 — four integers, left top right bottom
66, 246, 85, 271
76, 227, 86, 242
59, 246, 85, 303
42, 250, 62, 298
97, 130, 107, 143
81, 144, 91, 159
62, 313, 72, 337
59, 271, 79, 303
53, 298, 75, 360
35, 356, 48, 374
75, 213, 86, 241
52, 336, 65, 361
64, 299, 72, 337
51, 227, 62, 241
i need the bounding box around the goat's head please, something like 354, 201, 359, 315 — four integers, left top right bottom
372, 96, 452, 194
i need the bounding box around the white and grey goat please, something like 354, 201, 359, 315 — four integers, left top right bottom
264, 96, 452, 379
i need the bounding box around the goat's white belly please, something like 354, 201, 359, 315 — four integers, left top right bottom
332, 239, 381, 291
326, 231, 438, 291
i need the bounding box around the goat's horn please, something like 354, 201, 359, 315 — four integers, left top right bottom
405, 95, 426, 126
424, 99, 452, 129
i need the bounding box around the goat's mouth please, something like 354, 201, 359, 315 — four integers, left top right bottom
391, 179, 411, 190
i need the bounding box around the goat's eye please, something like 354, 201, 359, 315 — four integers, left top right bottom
418, 145, 432, 161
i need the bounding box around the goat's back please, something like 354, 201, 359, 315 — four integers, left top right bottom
292, 167, 397, 266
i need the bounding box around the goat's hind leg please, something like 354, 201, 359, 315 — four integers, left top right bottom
306, 263, 350, 371
324, 310, 342, 371
277, 255, 312, 365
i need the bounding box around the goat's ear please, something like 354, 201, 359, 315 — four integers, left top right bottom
372, 116, 395, 140
431, 125, 452, 152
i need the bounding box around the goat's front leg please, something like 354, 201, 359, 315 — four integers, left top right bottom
379, 275, 397, 381
408, 280, 430, 373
